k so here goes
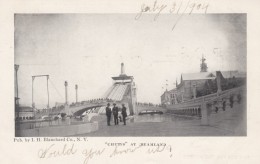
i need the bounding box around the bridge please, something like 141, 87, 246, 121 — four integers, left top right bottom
165, 85, 246, 125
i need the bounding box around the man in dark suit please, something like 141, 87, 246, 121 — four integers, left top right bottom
112, 103, 119, 125
105, 103, 112, 126
121, 104, 127, 125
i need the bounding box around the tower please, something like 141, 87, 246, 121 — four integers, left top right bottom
75, 84, 78, 103
111, 63, 136, 115
64, 81, 68, 105
120, 63, 126, 76
200, 56, 208, 72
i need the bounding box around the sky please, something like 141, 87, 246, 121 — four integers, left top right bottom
14, 14, 246, 108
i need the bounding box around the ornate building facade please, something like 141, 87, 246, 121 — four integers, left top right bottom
161, 56, 246, 105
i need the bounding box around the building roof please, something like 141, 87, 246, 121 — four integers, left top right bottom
168, 88, 178, 93
212, 70, 237, 79
19, 106, 34, 112
236, 72, 247, 78
182, 72, 216, 81
212, 70, 246, 79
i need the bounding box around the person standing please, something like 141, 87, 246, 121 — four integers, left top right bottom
112, 103, 119, 125
106, 103, 112, 126
121, 104, 127, 125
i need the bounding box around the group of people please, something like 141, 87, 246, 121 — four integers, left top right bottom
106, 103, 127, 126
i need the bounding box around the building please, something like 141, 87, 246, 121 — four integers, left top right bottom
213, 70, 246, 89
161, 56, 246, 105
16, 106, 34, 120
161, 90, 170, 105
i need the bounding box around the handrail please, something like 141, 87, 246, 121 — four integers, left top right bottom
206, 86, 244, 104
166, 86, 244, 110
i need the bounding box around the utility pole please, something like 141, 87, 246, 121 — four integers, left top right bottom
32, 76, 35, 108
65, 81, 68, 105
14, 64, 19, 119
75, 84, 78, 103
47, 75, 49, 109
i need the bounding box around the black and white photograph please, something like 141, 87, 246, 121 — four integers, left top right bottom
3, 0, 260, 164
14, 13, 247, 137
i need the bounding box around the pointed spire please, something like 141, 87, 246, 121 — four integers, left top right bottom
176, 78, 178, 88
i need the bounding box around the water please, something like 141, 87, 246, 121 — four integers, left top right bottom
134, 113, 199, 123
16, 118, 88, 130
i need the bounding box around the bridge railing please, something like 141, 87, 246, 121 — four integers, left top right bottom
166, 86, 244, 109
206, 86, 244, 104
165, 86, 245, 125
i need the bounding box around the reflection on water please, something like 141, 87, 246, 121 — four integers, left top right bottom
16, 118, 88, 130
17, 114, 199, 130
134, 113, 198, 123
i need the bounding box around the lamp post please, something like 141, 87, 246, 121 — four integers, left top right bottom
32, 76, 35, 108
47, 75, 49, 109
14, 64, 19, 120
65, 81, 68, 105
75, 84, 78, 103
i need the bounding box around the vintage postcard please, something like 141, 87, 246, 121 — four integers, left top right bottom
1, 0, 260, 163
14, 13, 246, 137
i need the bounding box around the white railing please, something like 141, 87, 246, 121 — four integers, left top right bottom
166, 86, 244, 110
